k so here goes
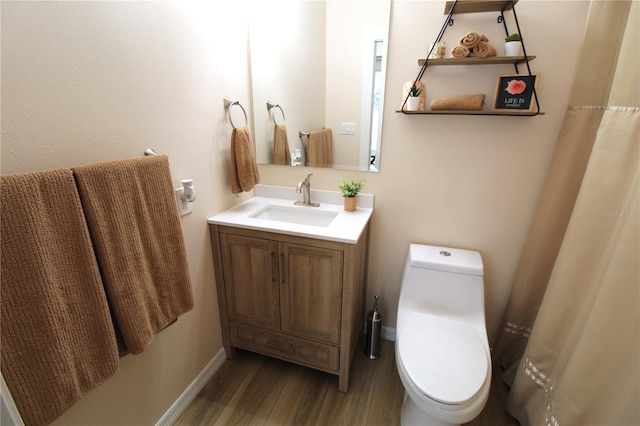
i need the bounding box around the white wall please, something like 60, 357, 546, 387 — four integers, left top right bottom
1, 2, 252, 424
1, 1, 590, 424
260, 0, 590, 344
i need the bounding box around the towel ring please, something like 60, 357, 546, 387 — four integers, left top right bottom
223, 97, 248, 129
299, 131, 310, 138
266, 101, 286, 126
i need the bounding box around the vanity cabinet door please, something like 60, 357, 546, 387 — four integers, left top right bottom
220, 233, 280, 330
279, 242, 343, 345
211, 223, 370, 393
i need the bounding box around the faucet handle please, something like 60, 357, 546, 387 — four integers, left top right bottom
304, 173, 313, 184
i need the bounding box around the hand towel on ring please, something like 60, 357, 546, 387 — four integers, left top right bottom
230, 126, 261, 193
272, 124, 291, 165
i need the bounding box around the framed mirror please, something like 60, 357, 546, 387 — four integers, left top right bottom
249, 0, 391, 172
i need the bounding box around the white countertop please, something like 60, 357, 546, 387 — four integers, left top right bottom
207, 185, 374, 244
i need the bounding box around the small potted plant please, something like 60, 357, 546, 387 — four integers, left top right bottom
339, 180, 364, 212
504, 33, 522, 57
406, 85, 422, 111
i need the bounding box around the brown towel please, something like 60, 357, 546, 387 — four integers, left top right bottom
307, 128, 333, 168
272, 124, 291, 165
450, 45, 471, 58
472, 41, 497, 58
459, 32, 487, 49
430, 94, 486, 111
230, 126, 261, 193
72, 155, 194, 355
1, 169, 119, 425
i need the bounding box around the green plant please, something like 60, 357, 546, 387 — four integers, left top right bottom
505, 33, 521, 42
339, 180, 364, 197
409, 84, 422, 97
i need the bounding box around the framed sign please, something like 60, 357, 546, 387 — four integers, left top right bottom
493, 73, 540, 112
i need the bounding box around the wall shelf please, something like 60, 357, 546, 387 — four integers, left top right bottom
444, 0, 518, 14
417, 56, 535, 66
395, 109, 545, 116
401, 0, 542, 117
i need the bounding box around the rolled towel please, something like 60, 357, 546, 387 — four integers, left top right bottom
459, 32, 487, 49
450, 45, 471, 58
430, 94, 486, 111
472, 41, 497, 58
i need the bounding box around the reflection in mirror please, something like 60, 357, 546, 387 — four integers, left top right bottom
249, 0, 391, 172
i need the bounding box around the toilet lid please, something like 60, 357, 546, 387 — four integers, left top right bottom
398, 313, 488, 405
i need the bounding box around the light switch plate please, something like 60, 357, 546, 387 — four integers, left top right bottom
175, 187, 192, 216
340, 122, 357, 135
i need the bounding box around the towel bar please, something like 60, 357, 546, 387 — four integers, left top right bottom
144, 148, 158, 156
223, 97, 248, 129
298, 128, 325, 138
266, 101, 286, 126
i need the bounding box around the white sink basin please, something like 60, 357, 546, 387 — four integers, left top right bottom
208, 185, 374, 243
250, 205, 338, 227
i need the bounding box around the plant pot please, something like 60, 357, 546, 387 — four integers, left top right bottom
406, 96, 421, 112
504, 41, 522, 57
344, 196, 357, 212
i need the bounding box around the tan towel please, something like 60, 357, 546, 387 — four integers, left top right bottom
272, 124, 291, 165
307, 128, 333, 167
230, 126, 261, 193
459, 32, 487, 49
450, 45, 471, 58
430, 94, 486, 111
1, 169, 119, 425
72, 155, 194, 355
472, 41, 497, 58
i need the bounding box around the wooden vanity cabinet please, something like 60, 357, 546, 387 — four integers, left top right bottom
209, 224, 370, 393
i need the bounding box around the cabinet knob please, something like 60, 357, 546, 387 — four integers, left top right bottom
288, 344, 296, 353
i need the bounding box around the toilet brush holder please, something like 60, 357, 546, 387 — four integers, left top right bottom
365, 295, 382, 359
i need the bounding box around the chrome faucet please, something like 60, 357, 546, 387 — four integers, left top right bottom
295, 173, 320, 207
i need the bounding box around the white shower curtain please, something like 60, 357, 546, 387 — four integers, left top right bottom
494, 1, 639, 424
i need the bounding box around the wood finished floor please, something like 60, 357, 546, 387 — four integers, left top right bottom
174, 339, 519, 426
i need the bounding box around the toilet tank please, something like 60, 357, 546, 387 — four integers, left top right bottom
399, 244, 485, 317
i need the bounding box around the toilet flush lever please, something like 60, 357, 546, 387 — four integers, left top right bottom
439, 251, 451, 257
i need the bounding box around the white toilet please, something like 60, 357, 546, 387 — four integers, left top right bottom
395, 244, 491, 426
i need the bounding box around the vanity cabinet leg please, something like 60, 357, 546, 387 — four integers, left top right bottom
339, 374, 349, 393
224, 344, 236, 359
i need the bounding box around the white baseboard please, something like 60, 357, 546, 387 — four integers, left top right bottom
155, 348, 227, 426
1, 373, 24, 426
363, 322, 396, 342
382, 326, 396, 342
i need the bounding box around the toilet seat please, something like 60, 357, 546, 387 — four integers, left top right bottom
397, 313, 488, 405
